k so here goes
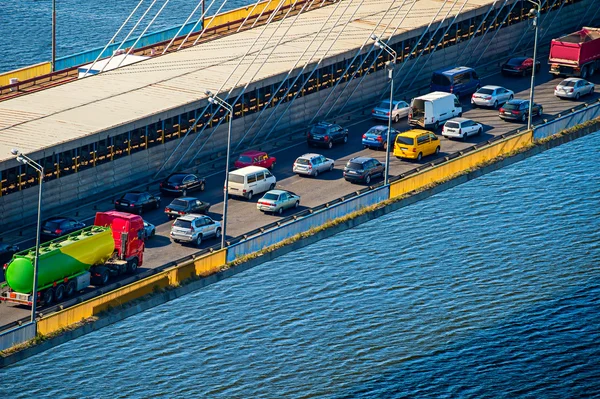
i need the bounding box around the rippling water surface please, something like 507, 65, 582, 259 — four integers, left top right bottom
0, 0, 252, 73
2, 133, 600, 398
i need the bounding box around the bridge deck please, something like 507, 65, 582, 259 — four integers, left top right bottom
0, 0, 491, 163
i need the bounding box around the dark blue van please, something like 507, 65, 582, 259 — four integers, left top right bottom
430, 66, 481, 98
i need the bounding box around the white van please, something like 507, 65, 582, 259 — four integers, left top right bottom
408, 92, 462, 131
228, 166, 276, 200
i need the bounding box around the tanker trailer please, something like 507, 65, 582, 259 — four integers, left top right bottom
1, 211, 145, 306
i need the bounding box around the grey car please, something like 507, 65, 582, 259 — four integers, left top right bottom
257, 190, 301, 215
293, 153, 334, 177
371, 100, 410, 122
554, 78, 594, 100
170, 214, 222, 246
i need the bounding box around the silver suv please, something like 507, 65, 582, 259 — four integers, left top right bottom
292, 153, 334, 177
170, 214, 221, 247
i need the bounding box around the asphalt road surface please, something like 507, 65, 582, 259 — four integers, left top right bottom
1, 64, 598, 329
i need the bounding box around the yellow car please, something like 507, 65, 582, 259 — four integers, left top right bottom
393, 129, 441, 161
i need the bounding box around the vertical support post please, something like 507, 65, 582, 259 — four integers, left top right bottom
527, 2, 540, 131
386, 64, 393, 186
52, 0, 56, 72
32, 166, 43, 323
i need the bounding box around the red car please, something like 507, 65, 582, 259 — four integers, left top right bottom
234, 150, 276, 170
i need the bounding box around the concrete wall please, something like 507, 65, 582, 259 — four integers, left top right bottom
1, 0, 598, 228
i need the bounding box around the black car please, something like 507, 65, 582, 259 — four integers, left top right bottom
40, 217, 86, 241
501, 57, 541, 77
499, 99, 543, 122
160, 173, 206, 196
0, 243, 19, 265
343, 157, 385, 185
307, 122, 349, 149
164, 197, 211, 219
115, 191, 161, 215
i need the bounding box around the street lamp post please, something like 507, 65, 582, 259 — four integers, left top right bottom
10, 149, 43, 323
527, 0, 541, 131
371, 34, 397, 186
205, 91, 233, 249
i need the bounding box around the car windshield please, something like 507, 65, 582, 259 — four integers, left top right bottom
167, 174, 186, 184
296, 158, 310, 165
431, 73, 451, 86
238, 155, 252, 163
173, 220, 192, 229
478, 88, 494, 95
396, 136, 414, 145
311, 126, 327, 135
123, 193, 141, 201
229, 174, 245, 184
507, 58, 526, 65
503, 103, 521, 110
347, 162, 364, 169
263, 193, 279, 200
559, 80, 577, 87
170, 199, 188, 207
445, 121, 460, 129
43, 221, 62, 230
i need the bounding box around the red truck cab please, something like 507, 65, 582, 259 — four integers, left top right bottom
94, 211, 145, 269
234, 150, 277, 170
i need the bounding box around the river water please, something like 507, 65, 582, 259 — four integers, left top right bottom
1, 133, 599, 397
0, 0, 252, 73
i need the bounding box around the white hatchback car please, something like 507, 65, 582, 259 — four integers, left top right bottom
554, 78, 595, 100
442, 118, 483, 140
293, 153, 334, 177
471, 85, 514, 108
371, 100, 410, 123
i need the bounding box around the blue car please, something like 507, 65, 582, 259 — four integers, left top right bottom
362, 126, 398, 150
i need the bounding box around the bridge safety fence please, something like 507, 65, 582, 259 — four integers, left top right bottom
0, 322, 36, 352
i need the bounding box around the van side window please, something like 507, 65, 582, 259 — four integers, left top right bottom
429, 133, 438, 141
248, 173, 257, 183
431, 73, 451, 86
256, 171, 265, 181
454, 72, 470, 85
417, 135, 430, 145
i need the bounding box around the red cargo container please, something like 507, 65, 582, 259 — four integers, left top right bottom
549, 27, 600, 78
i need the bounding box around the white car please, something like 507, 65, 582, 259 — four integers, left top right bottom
371, 100, 410, 123
257, 190, 301, 215
170, 214, 221, 246
293, 153, 334, 177
554, 78, 594, 100
442, 118, 483, 140
471, 85, 514, 108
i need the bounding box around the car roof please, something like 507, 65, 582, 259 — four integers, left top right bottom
315, 121, 336, 126
297, 153, 323, 159
44, 216, 70, 222
447, 117, 471, 123
417, 91, 457, 101
175, 197, 198, 201
434, 66, 474, 76
167, 172, 195, 178
561, 77, 584, 82
265, 189, 288, 195
367, 125, 388, 131
177, 214, 207, 221
507, 99, 527, 104
508, 56, 528, 62
398, 129, 432, 138
239, 150, 266, 157
349, 156, 375, 163
480, 85, 503, 90
229, 165, 269, 175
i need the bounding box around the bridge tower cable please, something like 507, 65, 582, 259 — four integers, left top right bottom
116, 0, 173, 69
250, 0, 276, 29
456, 0, 501, 67
192, 0, 238, 46
98, 0, 161, 74
336, 0, 449, 115
175, 0, 222, 50
308, 0, 413, 125
222, 0, 348, 152
382, 0, 462, 100
182, 0, 320, 166
82, 0, 146, 78
154, 0, 293, 176
472, 0, 520, 66
249, 0, 363, 144
237, 0, 266, 32
162, 0, 206, 54
503, 0, 550, 63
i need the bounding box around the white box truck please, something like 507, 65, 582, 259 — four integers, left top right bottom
408, 92, 462, 130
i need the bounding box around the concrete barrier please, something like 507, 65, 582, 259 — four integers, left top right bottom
0, 323, 36, 352
533, 101, 600, 140
0, 62, 51, 86
37, 249, 226, 336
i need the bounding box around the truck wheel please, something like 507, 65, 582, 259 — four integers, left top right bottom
127, 258, 138, 274
92, 267, 110, 286
54, 284, 66, 302
43, 288, 54, 306
66, 280, 77, 297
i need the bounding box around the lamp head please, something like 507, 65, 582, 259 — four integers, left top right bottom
208, 97, 215, 104
370, 34, 378, 41
205, 90, 213, 97
16, 155, 26, 165
528, 8, 538, 16
374, 40, 381, 49
10, 148, 19, 156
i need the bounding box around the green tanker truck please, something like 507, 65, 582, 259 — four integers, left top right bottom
1, 211, 145, 306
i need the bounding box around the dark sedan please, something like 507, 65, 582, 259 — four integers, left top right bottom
0, 243, 19, 265
501, 57, 541, 77
41, 217, 86, 241
160, 173, 206, 196
499, 99, 543, 122
115, 192, 161, 215
164, 197, 211, 219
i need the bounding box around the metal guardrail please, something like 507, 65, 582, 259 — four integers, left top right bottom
0, 322, 36, 351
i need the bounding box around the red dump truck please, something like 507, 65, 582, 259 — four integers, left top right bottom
549, 27, 600, 78
0, 211, 145, 306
